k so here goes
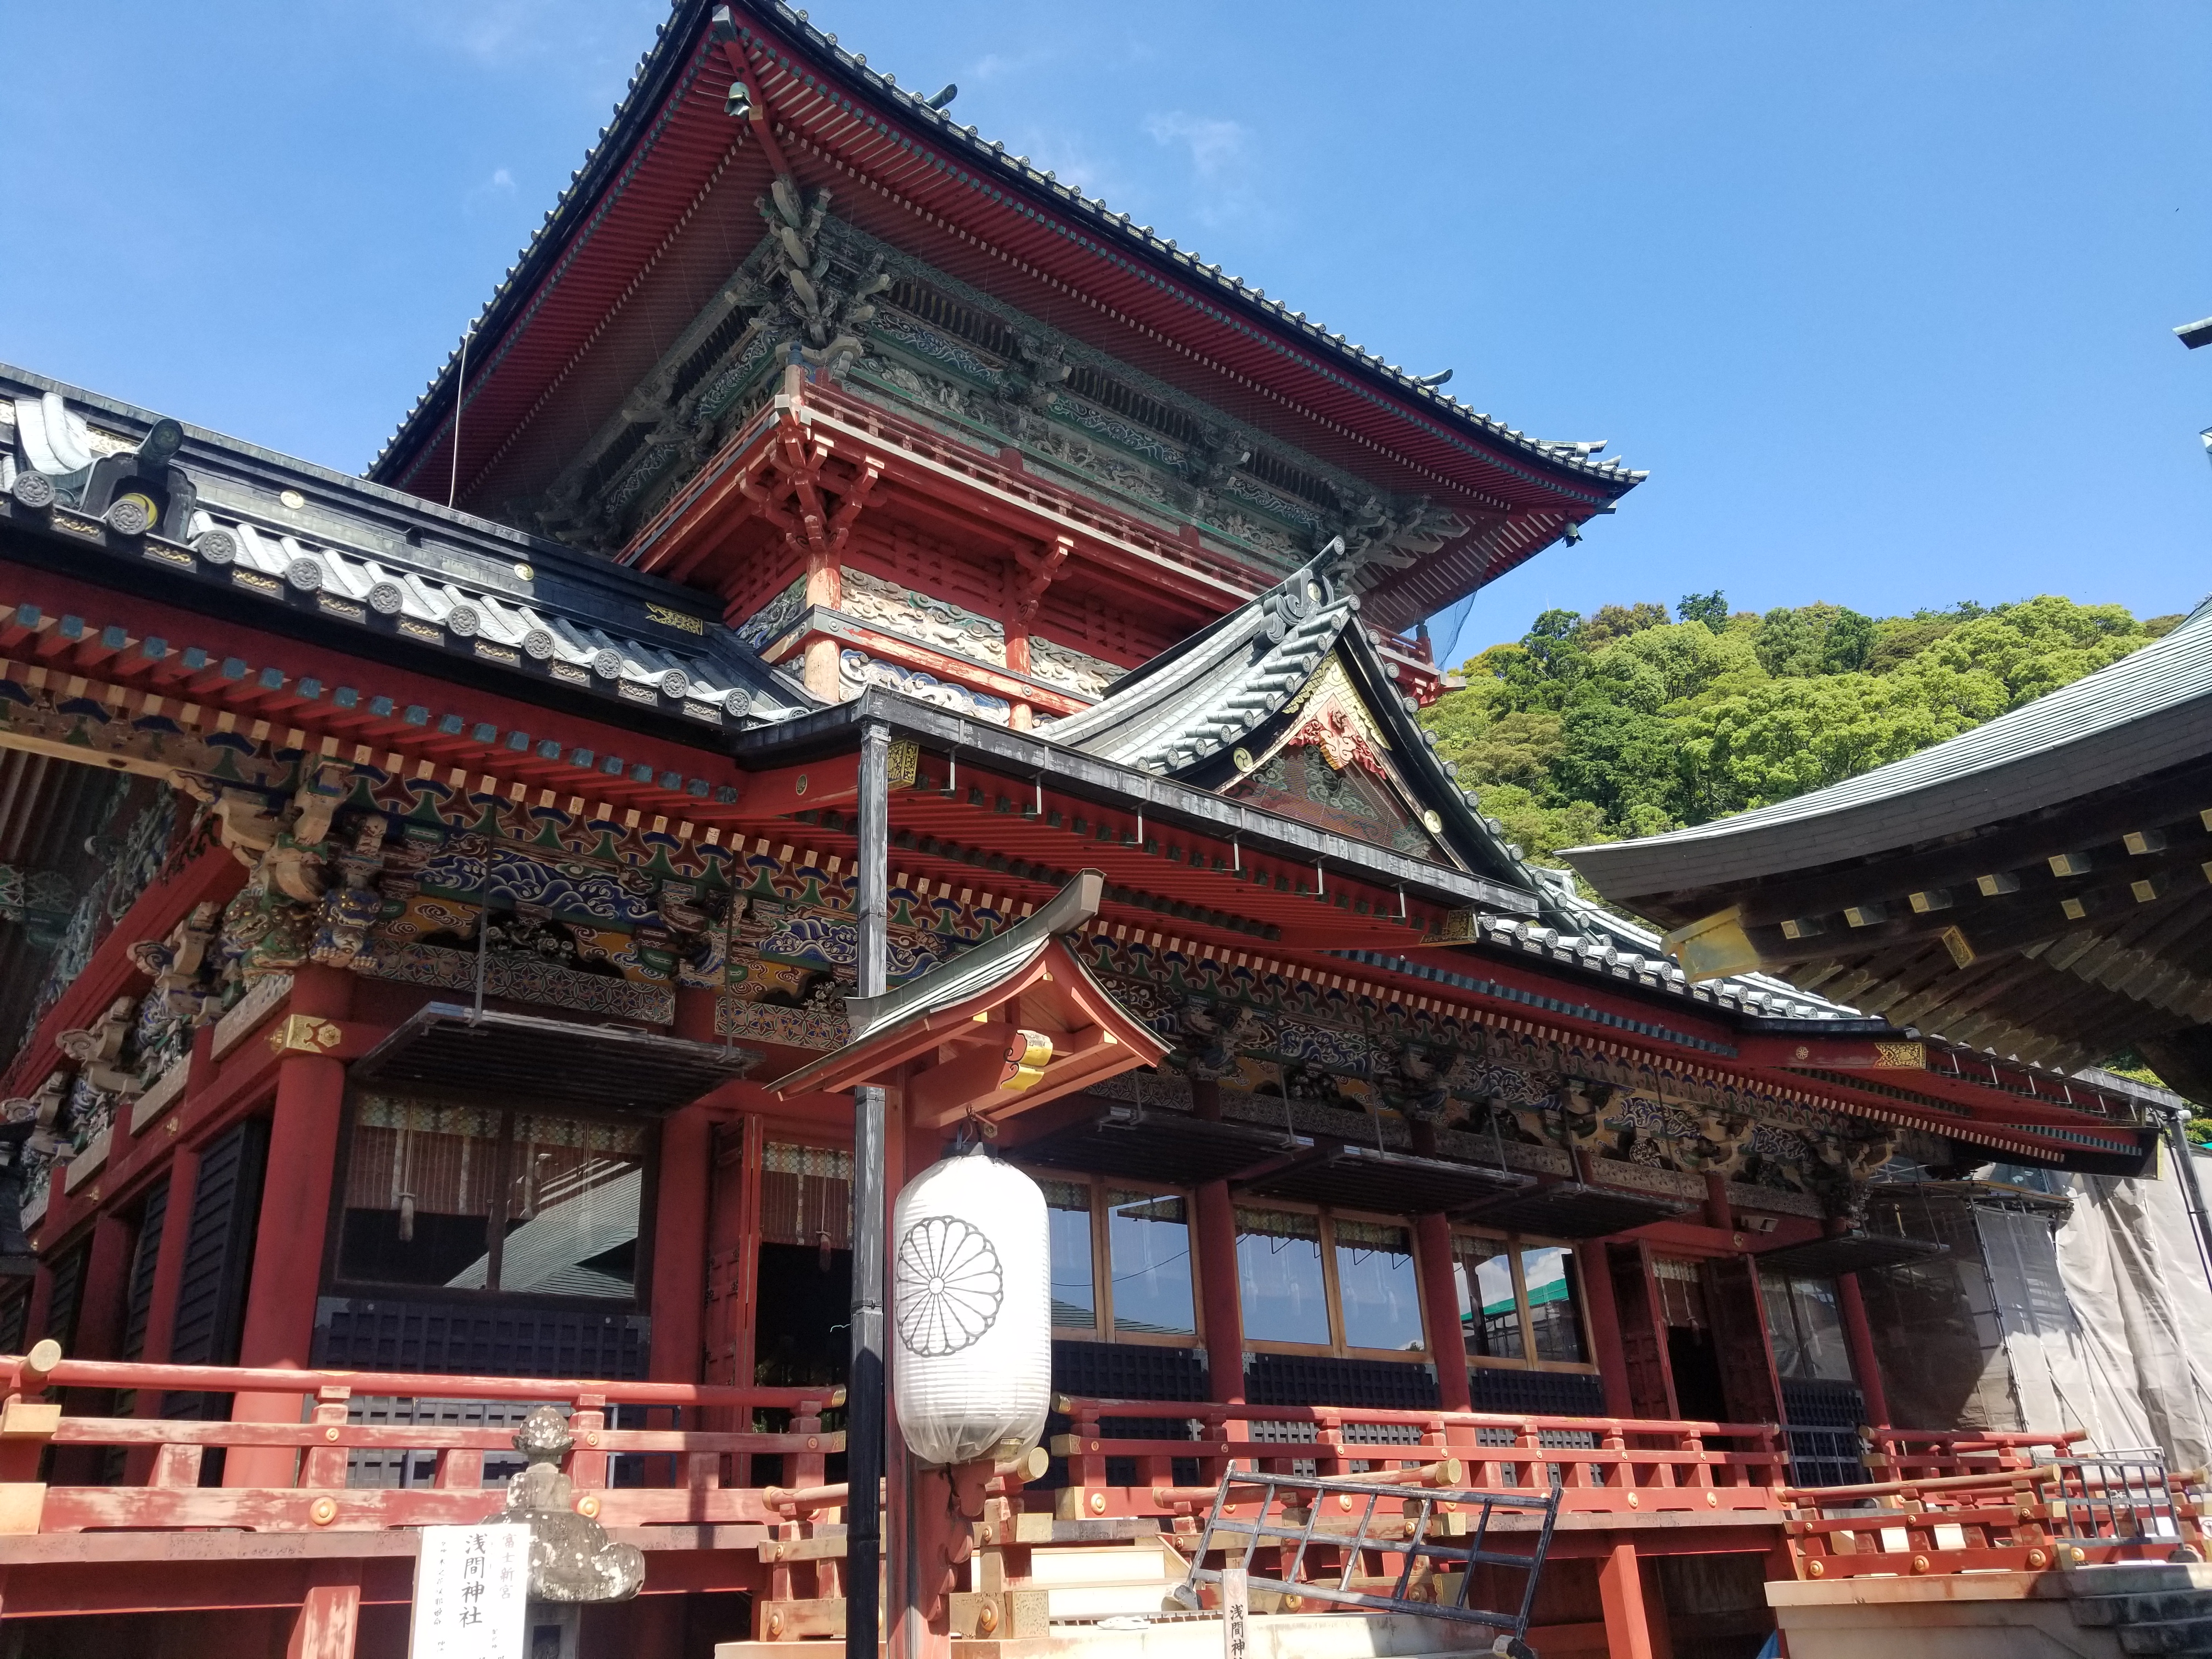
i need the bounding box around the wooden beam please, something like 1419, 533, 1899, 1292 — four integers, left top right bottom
1736, 1036, 1928, 1071
1723, 759, 2212, 930
1746, 846, 2212, 968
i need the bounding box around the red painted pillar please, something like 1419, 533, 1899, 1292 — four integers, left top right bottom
69, 1210, 134, 1361
1598, 1539, 1657, 1659
1195, 1182, 1244, 1404
650, 1104, 713, 1385
1703, 1172, 1731, 1233
138, 1025, 216, 1366
1188, 1084, 1245, 1404
228, 966, 354, 1487
1414, 1212, 1470, 1412
1578, 1245, 1635, 1419
1835, 1271, 1891, 1430
49, 1209, 136, 1483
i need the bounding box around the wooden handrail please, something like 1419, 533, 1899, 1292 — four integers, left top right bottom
1786, 1465, 2061, 1503
0, 1351, 840, 1411
1053, 1395, 1782, 1438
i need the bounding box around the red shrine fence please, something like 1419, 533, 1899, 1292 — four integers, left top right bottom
0, 1347, 2198, 1640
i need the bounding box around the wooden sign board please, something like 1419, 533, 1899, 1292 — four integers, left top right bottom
410, 1523, 531, 1659
1220, 1566, 1249, 1659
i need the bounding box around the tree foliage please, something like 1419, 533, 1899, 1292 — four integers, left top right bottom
1421, 593, 2183, 865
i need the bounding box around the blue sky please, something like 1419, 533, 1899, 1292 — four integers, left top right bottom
5, 2, 2209, 664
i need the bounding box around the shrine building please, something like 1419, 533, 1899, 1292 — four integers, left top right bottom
0, 3, 2176, 1656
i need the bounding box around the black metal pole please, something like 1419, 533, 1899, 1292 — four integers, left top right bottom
2160, 1106, 2212, 1305
845, 721, 891, 1659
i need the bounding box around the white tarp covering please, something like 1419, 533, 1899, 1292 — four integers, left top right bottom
1976, 1153, 2212, 1470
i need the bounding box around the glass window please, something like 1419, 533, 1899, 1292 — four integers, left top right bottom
1453, 1237, 1525, 1359
1521, 1246, 1586, 1363
339, 1098, 502, 1287
1043, 1180, 1097, 1331
1107, 1190, 1195, 1336
1335, 1220, 1424, 1352
487, 1113, 648, 1296
337, 1095, 647, 1300
1236, 1207, 1330, 1345
1760, 1268, 1854, 1382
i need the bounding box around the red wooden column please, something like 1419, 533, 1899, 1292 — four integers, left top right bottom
1835, 1270, 1891, 1428
48, 1209, 136, 1483
227, 964, 355, 1488
1597, 1539, 1657, 1659
649, 1103, 713, 1385
139, 1023, 217, 1367
1413, 1213, 1471, 1412
1577, 1243, 1634, 1418
1188, 1084, 1245, 1404
21, 1254, 53, 1348
1703, 1172, 1731, 1232
67, 1210, 134, 1361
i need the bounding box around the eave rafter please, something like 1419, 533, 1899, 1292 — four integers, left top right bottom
0, 575, 748, 834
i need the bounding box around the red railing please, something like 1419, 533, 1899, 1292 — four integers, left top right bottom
0, 1348, 840, 1534
1051, 1395, 1795, 1520
1780, 1443, 2205, 1578
1863, 1425, 2085, 1482
0, 1347, 2146, 1555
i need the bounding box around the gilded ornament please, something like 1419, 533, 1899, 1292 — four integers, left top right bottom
267, 1014, 343, 1057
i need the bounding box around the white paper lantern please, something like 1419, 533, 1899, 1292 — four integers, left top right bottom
891, 1146, 1051, 1468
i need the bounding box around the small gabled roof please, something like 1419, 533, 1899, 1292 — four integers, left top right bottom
1046, 548, 1531, 892
770, 868, 1170, 1125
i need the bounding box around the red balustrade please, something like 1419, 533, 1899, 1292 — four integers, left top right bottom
0, 1348, 841, 1536
1048, 1395, 1794, 1522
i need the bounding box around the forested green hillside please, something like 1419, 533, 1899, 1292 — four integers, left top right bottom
1418, 593, 2186, 866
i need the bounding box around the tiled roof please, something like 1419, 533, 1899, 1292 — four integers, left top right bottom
1, 370, 811, 735
371, 0, 1645, 496
1507, 870, 1865, 1021
1043, 547, 1543, 878
1566, 599, 2212, 897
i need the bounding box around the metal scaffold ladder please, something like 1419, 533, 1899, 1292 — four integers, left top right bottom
1171, 1466, 1563, 1655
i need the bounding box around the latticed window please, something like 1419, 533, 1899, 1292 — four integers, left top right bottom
759, 1142, 853, 1249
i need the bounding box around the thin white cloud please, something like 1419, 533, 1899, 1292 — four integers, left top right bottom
1005, 129, 1138, 209
1143, 112, 1249, 182
970, 47, 1055, 84
1143, 111, 1263, 227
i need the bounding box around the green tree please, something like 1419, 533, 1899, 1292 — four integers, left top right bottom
1581, 602, 1669, 647
1751, 602, 1878, 678
1421, 590, 2168, 870
1677, 591, 1729, 628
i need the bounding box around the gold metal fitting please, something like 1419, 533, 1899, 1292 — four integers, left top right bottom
268, 1015, 343, 1058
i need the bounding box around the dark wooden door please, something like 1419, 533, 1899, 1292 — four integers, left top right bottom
1607, 1241, 1675, 1419
703, 1118, 760, 1389
1703, 1254, 1783, 1427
